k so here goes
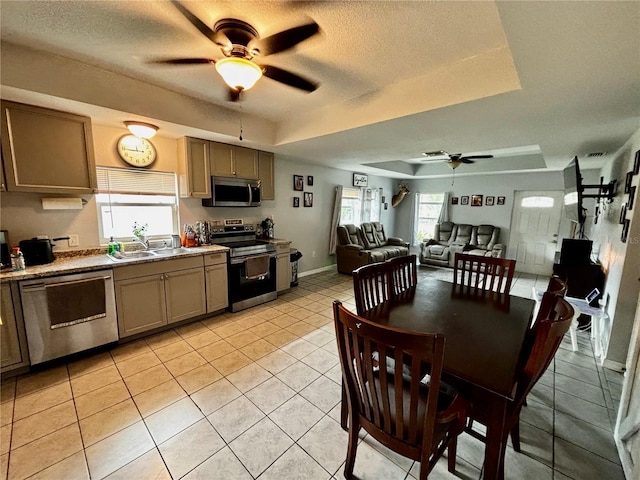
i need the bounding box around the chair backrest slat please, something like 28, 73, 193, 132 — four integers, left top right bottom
453, 253, 516, 295
353, 262, 391, 314
388, 255, 418, 297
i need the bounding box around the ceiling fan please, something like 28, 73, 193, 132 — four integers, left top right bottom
421, 150, 494, 169
153, 0, 320, 101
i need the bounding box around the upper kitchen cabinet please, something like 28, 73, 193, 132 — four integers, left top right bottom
258, 151, 275, 201
210, 141, 258, 179
178, 136, 210, 198
0, 101, 98, 194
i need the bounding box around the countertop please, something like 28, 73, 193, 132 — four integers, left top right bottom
0, 244, 229, 282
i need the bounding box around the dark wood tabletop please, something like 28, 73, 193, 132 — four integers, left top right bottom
361, 278, 535, 399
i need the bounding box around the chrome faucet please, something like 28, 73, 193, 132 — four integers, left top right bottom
134, 237, 149, 250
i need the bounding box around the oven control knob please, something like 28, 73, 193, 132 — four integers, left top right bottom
248, 226, 254, 230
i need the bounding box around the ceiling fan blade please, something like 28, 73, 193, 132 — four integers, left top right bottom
170, 0, 230, 47
460, 154, 494, 160
261, 64, 318, 92
150, 58, 216, 65
460, 158, 475, 164
257, 22, 320, 56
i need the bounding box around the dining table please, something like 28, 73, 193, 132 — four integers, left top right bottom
360, 277, 535, 480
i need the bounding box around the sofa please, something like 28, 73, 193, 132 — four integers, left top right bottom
419, 222, 505, 267
336, 222, 410, 274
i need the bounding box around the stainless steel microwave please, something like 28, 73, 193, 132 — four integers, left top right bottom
202, 176, 262, 207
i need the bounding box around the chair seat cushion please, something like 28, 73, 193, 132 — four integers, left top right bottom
369, 250, 387, 263
426, 245, 449, 258
466, 248, 491, 257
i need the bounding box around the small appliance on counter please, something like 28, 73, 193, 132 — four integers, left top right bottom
0, 230, 10, 269
18, 236, 70, 266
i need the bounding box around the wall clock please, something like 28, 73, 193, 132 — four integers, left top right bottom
116, 134, 157, 167
353, 173, 368, 187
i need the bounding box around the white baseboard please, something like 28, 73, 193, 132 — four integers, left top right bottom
299, 264, 337, 278
602, 358, 626, 372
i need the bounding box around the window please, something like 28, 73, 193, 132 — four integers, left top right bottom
96, 167, 178, 243
522, 196, 555, 208
414, 193, 445, 243
339, 187, 382, 225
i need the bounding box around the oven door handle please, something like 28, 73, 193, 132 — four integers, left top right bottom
21, 275, 112, 292
229, 253, 276, 265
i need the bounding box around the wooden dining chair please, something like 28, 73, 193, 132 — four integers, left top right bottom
453, 253, 516, 294
464, 294, 574, 460
352, 261, 391, 314
333, 301, 468, 480
387, 254, 418, 298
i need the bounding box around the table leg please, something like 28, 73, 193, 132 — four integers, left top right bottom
483, 395, 508, 480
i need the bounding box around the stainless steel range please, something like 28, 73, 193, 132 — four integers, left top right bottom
209, 219, 277, 312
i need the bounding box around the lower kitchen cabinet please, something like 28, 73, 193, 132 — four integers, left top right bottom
115, 274, 167, 337
165, 268, 207, 323
1, 283, 29, 373
204, 252, 228, 313
114, 256, 206, 338
276, 242, 291, 293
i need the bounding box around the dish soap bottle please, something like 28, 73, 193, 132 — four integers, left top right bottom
108, 237, 119, 255
10, 247, 25, 271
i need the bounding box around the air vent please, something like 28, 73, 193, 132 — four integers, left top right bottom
587, 152, 606, 157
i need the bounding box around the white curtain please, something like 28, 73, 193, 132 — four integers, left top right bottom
329, 185, 343, 255
411, 193, 419, 246
438, 192, 450, 223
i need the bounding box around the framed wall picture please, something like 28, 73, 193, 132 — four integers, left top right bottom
622, 219, 630, 243
293, 175, 304, 191
353, 173, 368, 187
304, 192, 313, 207
451, 196, 459, 205
486, 196, 495, 206
471, 194, 483, 207
628, 186, 636, 210
634, 150, 640, 175
293, 197, 300, 207
625, 171, 633, 193
307, 176, 314, 186
497, 196, 506, 205
461, 196, 469, 205
619, 203, 627, 224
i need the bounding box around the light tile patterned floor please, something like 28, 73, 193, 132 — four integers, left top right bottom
0, 267, 626, 479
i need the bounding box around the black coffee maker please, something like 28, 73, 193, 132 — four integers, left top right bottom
0, 230, 10, 269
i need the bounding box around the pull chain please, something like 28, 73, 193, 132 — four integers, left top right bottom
239, 105, 243, 141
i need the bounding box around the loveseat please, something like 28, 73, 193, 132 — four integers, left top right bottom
336, 222, 410, 274
419, 222, 505, 267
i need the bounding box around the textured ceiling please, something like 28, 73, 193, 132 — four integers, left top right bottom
1, 1, 639, 178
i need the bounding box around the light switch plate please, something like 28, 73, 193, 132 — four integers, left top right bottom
68, 235, 79, 247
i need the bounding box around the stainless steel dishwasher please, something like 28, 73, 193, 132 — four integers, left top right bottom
19, 269, 118, 364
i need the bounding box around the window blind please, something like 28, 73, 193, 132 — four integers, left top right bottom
96, 167, 176, 195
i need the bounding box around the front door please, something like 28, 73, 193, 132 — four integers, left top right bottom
615, 291, 640, 479
508, 191, 564, 275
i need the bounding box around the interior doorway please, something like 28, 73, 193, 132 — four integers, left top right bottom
508, 191, 564, 275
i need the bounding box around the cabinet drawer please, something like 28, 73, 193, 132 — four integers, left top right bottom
204, 252, 228, 266
114, 256, 204, 280
275, 243, 291, 254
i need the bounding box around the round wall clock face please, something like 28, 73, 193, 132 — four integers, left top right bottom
116, 134, 157, 167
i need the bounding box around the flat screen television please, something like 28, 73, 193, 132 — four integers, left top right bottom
559, 238, 592, 265
563, 156, 586, 225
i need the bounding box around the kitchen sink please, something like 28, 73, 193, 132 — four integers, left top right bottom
107, 250, 158, 261
150, 247, 191, 256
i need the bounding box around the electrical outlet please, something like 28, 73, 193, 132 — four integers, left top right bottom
68, 235, 79, 247
312, 250, 316, 258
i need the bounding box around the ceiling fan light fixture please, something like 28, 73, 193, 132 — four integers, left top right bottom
215, 57, 263, 91
124, 121, 158, 138
448, 160, 462, 170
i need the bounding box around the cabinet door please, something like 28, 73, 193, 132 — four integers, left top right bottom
116, 274, 167, 337
205, 263, 229, 312
1, 284, 23, 369
276, 253, 290, 292
210, 141, 235, 177
258, 151, 275, 200
179, 137, 210, 198
165, 267, 206, 324
233, 146, 258, 179
1, 101, 97, 193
